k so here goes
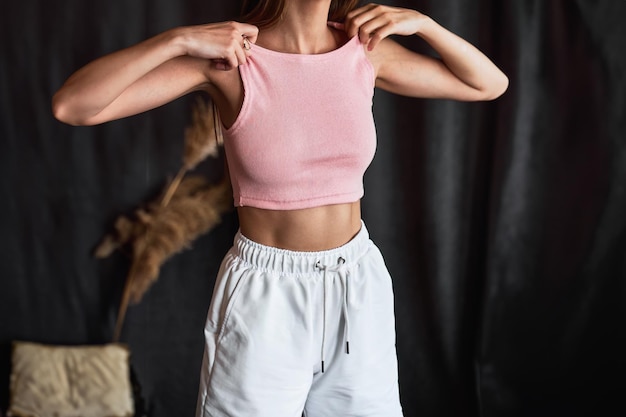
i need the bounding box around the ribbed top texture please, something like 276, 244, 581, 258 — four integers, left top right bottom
223, 35, 377, 210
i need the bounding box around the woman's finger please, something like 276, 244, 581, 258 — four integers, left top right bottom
237, 23, 259, 44
327, 21, 345, 31
344, 4, 384, 39
213, 58, 230, 71
233, 42, 248, 66
357, 14, 397, 49
365, 22, 395, 50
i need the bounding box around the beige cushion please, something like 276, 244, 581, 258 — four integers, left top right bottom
8, 341, 134, 417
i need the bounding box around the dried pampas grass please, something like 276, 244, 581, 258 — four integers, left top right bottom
124, 177, 231, 305
183, 96, 224, 169
161, 96, 224, 207
94, 175, 211, 259
93, 97, 233, 342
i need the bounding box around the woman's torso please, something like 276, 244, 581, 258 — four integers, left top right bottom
206, 30, 371, 251
237, 203, 362, 251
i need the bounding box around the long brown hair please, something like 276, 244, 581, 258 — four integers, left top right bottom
241, 0, 360, 28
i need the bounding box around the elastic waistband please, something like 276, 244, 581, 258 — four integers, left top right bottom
233, 221, 371, 276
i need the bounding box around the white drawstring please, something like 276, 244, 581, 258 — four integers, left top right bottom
315, 257, 350, 373
340, 269, 350, 355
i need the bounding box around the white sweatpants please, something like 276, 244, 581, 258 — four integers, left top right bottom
196, 222, 403, 417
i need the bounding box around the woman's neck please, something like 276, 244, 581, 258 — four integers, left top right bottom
257, 0, 342, 54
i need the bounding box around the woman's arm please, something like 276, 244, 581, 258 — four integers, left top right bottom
338, 4, 508, 101
52, 21, 258, 126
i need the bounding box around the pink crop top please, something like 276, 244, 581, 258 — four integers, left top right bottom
222, 35, 377, 210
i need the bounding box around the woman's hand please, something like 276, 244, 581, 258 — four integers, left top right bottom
330, 4, 508, 101
330, 4, 431, 51
178, 21, 259, 70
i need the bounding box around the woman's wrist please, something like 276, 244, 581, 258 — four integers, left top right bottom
157, 26, 191, 58
173, 27, 192, 56
413, 14, 435, 37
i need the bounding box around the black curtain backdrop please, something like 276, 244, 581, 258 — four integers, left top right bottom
1, 1, 624, 416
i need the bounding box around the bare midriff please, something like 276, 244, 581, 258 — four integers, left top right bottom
237, 201, 362, 252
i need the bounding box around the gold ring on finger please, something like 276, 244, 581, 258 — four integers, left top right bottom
242, 36, 251, 51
